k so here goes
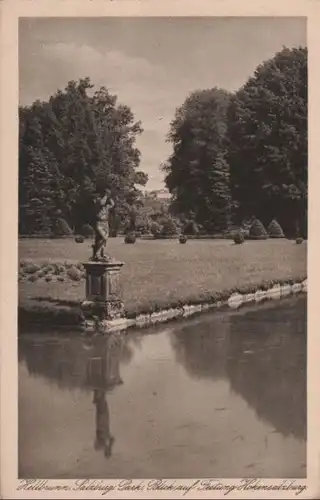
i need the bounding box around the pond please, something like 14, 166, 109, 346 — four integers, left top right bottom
18, 294, 306, 479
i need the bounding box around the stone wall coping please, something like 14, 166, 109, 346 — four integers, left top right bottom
82, 278, 307, 335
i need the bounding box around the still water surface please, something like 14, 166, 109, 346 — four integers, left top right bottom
19, 295, 306, 479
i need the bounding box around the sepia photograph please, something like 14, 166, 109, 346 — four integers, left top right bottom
2, 2, 318, 497
17, 14, 307, 481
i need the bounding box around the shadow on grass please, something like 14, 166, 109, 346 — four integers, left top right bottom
30, 296, 78, 307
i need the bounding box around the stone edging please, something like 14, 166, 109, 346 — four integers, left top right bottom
83, 279, 307, 334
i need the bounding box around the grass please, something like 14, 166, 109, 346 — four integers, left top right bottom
19, 237, 307, 322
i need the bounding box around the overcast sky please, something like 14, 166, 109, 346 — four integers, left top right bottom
19, 17, 306, 190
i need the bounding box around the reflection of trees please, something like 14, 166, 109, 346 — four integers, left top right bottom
170, 315, 228, 380
19, 333, 131, 392
170, 296, 306, 441
226, 296, 306, 440
19, 332, 129, 459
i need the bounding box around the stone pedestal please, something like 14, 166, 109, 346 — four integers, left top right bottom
81, 260, 125, 333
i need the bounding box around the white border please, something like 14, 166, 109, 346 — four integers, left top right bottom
1, 1, 319, 498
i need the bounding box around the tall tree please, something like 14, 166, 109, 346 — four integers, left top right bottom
163, 88, 232, 233
228, 47, 307, 237
19, 78, 148, 235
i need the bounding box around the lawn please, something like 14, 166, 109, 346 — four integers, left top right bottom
19, 237, 307, 318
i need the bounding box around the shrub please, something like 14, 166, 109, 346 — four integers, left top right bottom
233, 232, 244, 245
67, 266, 82, 281
80, 224, 95, 238
57, 275, 65, 282
248, 219, 268, 240
183, 220, 199, 236
28, 274, 38, 283
161, 218, 178, 237
45, 274, 53, 282
23, 263, 41, 274
75, 235, 84, 244
42, 264, 54, 275
52, 218, 73, 237
267, 219, 285, 238
179, 235, 187, 244
124, 233, 136, 244
150, 222, 161, 238
296, 237, 304, 244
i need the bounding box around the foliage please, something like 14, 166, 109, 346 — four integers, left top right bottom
179, 235, 188, 244
248, 219, 268, 240
150, 221, 161, 238
228, 47, 307, 238
52, 218, 73, 237
164, 88, 232, 233
124, 233, 136, 244
233, 232, 245, 245
28, 274, 38, 283
267, 219, 285, 238
160, 217, 178, 237
182, 220, 200, 236
67, 265, 82, 281
19, 78, 147, 236
75, 235, 84, 244
23, 262, 41, 274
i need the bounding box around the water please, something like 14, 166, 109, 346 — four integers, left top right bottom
19, 295, 306, 479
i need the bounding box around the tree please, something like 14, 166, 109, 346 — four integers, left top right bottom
19, 78, 148, 235
163, 88, 232, 233
228, 47, 307, 237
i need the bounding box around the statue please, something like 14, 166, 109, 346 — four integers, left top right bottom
90, 187, 115, 262
82, 187, 125, 331
93, 389, 115, 458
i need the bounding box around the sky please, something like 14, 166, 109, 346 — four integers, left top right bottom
19, 17, 306, 191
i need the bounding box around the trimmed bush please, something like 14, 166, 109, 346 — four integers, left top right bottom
80, 224, 95, 238
57, 275, 65, 282
233, 232, 245, 245
28, 274, 38, 283
67, 266, 82, 281
248, 219, 268, 240
124, 233, 136, 244
42, 264, 54, 275
179, 235, 187, 244
75, 235, 84, 244
150, 222, 161, 239
267, 219, 285, 238
52, 218, 73, 238
23, 263, 41, 274
161, 218, 178, 237
183, 220, 200, 236
296, 237, 304, 245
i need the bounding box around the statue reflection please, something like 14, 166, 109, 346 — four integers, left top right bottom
85, 333, 124, 459
19, 331, 128, 459
93, 389, 115, 457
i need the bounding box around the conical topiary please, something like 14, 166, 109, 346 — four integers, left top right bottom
267, 219, 285, 238
52, 218, 73, 237
248, 219, 268, 240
